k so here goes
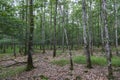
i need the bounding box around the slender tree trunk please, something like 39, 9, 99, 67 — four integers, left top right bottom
13, 38, 16, 57
24, 0, 28, 55
53, 0, 58, 57
82, 0, 92, 68
62, 22, 65, 52
27, 0, 34, 71
62, 6, 66, 52
3, 44, 6, 53
88, 0, 93, 55
102, 0, 113, 78
59, 4, 65, 52
60, 5, 73, 69
42, 2, 45, 53
71, 17, 74, 50
57, 3, 61, 48
50, 1, 53, 50
100, 0, 105, 53
64, 28, 73, 70
77, 20, 81, 48
49, 1, 52, 50
114, 0, 119, 56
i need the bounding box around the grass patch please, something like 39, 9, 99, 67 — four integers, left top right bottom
91, 56, 106, 66
40, 75, 49, 80
72, 55, 106, 66
0, 66, 26, 79
0, 53, 12, 59
56, 50, 63, 55
112, 56, 120, 67
51, 55, 120, 67
73, 56, 86, 64
52, 59, 69, 66
0, 54, 7, 58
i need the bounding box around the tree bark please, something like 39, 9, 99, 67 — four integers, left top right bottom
13, 37, 16, 57
64, 28, 73, 70
24, 0, 29, 55
114, 0, 119, 56
82, 0, 92, 68
50, 0, 53, 50
27, 0, 34, 71
100, 0, 105, 53
53, 0, 58, 57
88, 0, 93, 55
42, 2, 45, 53
102, 0, 113, 78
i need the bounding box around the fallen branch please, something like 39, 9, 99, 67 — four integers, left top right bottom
3, 60, 39, 68
4, 61, 27, 68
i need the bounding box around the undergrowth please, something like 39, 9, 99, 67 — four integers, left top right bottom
0, 66, 26, 79
52, 55, 120, 67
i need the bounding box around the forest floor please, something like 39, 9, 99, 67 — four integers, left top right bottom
0, 50, 120, 80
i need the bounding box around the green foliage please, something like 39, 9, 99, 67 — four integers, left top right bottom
1, 0, 119, 47
0, 52, 13, 61
0, 66, 26, 79
40, 75, 49, 80
112, 56, 120, 67
0, 46, 19, 54
73, 56, 86, 64
52, 59, 69, 66
91, 56, 106, 66
56, 50, 63, 55
51, 55, 120, 67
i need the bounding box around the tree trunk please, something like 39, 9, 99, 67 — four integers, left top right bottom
102, 0, 113, 78
53, 0, 58, 57
42, 2, 45, 53
82, 0, 92, 68
50, 1, 53, 50
100, 0, 105, 53
88, 0, 93, 55
24, 0, 28, 55
114, 0, 119, 56
64, 28, 73, 70
27, 0, 34, 71
62, 6, 65, 52
13, 38, 16, 57
62, 23, 65, 52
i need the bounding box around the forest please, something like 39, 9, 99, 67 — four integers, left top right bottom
0, 0, 120, 80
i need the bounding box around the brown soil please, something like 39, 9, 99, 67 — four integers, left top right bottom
0, 50, 120, 80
